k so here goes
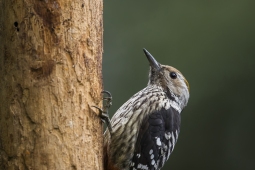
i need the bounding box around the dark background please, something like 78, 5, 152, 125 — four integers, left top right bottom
103, 1, 255, 170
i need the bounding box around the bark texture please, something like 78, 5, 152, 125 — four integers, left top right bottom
0, 0, 103, 169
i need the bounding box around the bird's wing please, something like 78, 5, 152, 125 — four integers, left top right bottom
130, 107, 181, 170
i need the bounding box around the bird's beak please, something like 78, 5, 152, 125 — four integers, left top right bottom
143, 48, 161, 71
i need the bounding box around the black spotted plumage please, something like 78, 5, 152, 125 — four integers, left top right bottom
130, 107, 180, 170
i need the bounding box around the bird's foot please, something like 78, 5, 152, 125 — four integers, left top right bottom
92, 91, 113, 133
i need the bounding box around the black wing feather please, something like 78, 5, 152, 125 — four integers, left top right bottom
130, 107, 181, 170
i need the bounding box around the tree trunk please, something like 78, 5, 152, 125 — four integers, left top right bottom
0, 0, 103, 169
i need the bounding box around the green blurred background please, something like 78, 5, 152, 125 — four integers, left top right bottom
103, 1, 255, 170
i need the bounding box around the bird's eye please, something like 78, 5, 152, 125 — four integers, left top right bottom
170, 72, 177, 79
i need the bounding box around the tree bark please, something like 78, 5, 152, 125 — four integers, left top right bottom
0, 0, 103, 169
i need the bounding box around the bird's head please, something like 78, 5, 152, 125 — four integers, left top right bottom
143, 48, 190, 109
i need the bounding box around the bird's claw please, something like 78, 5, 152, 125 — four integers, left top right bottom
102, 90, 112, 109
91, 106, 108, 123
92, 90, 113, 134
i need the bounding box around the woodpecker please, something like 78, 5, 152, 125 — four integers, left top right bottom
94, 49, 190, 170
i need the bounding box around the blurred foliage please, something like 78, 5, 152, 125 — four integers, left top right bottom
103, 1, 255, 170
